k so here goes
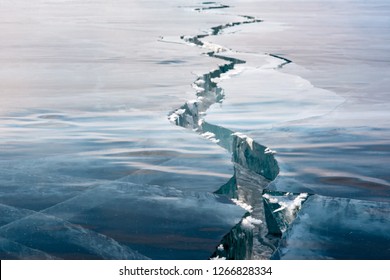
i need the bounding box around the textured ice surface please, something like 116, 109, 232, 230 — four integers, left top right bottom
1, 0, 389, 260
194, 0, 390, 259
206, 0, 390, 202
0, 0, 246, 259
0, 182, 245, 260
272, 195, 390, 260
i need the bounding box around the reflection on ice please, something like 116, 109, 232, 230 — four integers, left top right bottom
0, 237, 59, 260
0, 211, 151, 260
1, 0, 389, 260
272, 195, 390, 260
0, 0, 249, 259
0, 180, 245, 260
205, 0, 390, 203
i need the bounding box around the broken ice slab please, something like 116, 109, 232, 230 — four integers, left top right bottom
232, 133, 279, 181
209, 213, 254, 260
0, 237, 59, 260
212, 167, 305, 260
0, 182, 246, 260
263, 190, 310, 235
272, 195, 390, 259
0, 211, 150, 260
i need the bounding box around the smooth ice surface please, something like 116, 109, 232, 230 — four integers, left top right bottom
1, 0, 389, 260
205, 0, 390, 202
201, 0, 390, 258
273, 195, 390, 260
0, 0, 246, 259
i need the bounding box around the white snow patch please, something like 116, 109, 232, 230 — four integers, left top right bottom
175, 108, 186, 115
192, 83, 205, 93
194, 78, 205, 86
246, 216, 262, 225
217, 244, 224, 251
232, 132, 254, 150
266, 193, 309, 218
202, 131, 216, 139
202, 41, 226, 52
246, 137, 254, 150
231, 198, 253, 212
168, 114, 178, 123
210, 256, 226, 260
262, 193, 279, 203
241, 216, 262, 230
168, 108, 186, 123
232, 132, 247, 139
264, 147, 276, 154
201, 131, 220, 143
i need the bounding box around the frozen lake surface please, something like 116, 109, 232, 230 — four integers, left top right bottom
0, 0, 389, 259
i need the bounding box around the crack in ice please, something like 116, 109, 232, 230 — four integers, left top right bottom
165, 2, 304, 260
